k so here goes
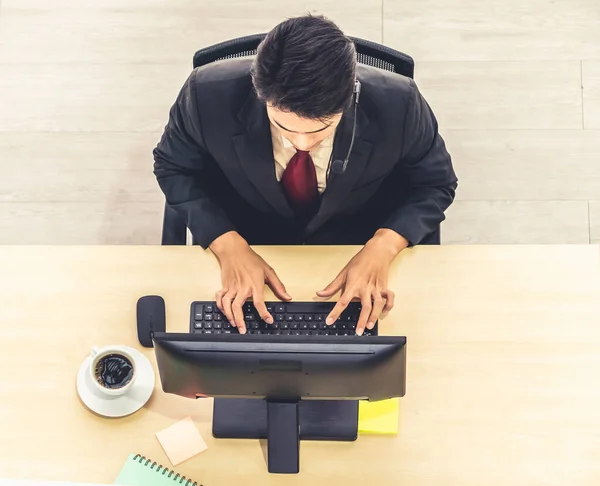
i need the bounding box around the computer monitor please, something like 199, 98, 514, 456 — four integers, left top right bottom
153, 332, 407, 474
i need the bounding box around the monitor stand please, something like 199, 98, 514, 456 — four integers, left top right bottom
211, 397, 359, 474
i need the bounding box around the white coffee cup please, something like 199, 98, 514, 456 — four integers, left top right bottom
89, 346, 137, 397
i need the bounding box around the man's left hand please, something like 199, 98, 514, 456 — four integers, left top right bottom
316, 229, 409, 335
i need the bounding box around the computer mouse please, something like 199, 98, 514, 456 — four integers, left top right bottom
136, 295, 166, 348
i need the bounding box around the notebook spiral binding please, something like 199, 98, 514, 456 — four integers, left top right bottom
132, 454, 202, 486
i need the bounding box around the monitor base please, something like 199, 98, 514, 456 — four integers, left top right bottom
212, 397, 359, 474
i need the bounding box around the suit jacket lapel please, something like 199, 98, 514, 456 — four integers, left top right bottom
231, 87, 373, 229
232, 90, 294, 218
303, 104, 373, 237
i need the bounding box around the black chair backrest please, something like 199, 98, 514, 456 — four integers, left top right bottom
193, 33, 414, 79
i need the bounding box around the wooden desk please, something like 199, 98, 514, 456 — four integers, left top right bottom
1, 245, 600, 485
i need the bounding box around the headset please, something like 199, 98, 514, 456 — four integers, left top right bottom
330, 79, 361, 175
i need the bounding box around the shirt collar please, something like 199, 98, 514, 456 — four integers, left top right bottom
281, 134, 294, 149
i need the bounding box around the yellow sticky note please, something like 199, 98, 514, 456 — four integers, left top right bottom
155, 416, 208, 466
358, 398, 400, 435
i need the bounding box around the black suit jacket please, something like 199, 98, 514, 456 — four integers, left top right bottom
153, 58, 457, 249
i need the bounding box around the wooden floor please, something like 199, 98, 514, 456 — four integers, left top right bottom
0, 0, 599, 245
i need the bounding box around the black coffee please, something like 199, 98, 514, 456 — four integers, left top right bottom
94, 353, 134, 389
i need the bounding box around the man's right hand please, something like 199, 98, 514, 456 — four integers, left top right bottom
209, 231, 292, 334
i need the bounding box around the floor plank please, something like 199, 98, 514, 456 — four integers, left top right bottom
0, 201, 164, 245
442, 130, 600, 201
582, 61, 600, 129
0, 1, 382, 64
442, 200, 590, 244
0, 63, 191, 132
384, 0, 600, 61
415, 61, 583, 130
0, 133, 162, 202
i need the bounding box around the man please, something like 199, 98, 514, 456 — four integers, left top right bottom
153, 15, 457, 336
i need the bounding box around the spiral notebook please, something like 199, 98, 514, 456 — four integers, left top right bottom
114, 454, 202, 486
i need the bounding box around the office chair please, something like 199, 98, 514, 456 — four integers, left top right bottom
161, 34, 441, 246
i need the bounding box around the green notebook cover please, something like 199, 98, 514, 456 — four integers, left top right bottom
114, 454, 202, 486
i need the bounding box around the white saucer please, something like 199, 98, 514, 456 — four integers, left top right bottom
76, 345, 155, 418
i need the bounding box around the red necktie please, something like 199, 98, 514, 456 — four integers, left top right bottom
281, 150, 318, 212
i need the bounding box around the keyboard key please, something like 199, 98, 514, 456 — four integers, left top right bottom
194, 304, 203, 320
286, 315, 294, 322
205, 305, 214, 313
213, 329, 222, 334
272, 322, 279, 329
319, 322, 327, 330
214, 322, 222, 329
316, 315, 324, 322
204, 330, 212, 334
251, 322, 260, 330
290, 322, 298, 330
305, 315, 313, 322
244, 314, 254, 321
281, 323, 289, 330
276, 314, 284, 321
224, 330, 232, 334
276, 305, 286, 313
310, 323, 318, 330
283, 302, 334, 313
223, 322, 231, 329
267, 305, 274, 313
204, 314, 213, 321
295, 315, 304, 322
300, 323, 309, 330
204, 322, 212, 329
299, 330, 310, 335
194, 322, 203, 329
214, 313, 222, 321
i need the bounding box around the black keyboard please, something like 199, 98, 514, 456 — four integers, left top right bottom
190, 301, 378, 336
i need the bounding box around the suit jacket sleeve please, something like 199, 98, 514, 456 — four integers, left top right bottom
153, 72, 236, 249
380, 79, 458, 245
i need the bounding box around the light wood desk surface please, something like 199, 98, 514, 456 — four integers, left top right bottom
1, 245, 600, 486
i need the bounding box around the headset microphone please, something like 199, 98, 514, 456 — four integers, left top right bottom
331, 80, 361, 175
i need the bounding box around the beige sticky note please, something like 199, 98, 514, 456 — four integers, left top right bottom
156, 416, 208, 466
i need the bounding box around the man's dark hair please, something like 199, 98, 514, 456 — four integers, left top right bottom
251, 14, 357, 121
